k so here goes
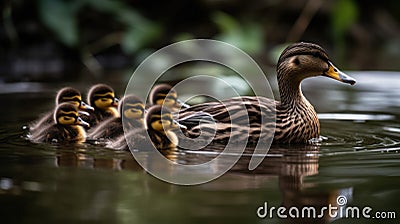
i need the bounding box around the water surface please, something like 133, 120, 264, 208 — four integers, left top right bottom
0, 72, 399, 224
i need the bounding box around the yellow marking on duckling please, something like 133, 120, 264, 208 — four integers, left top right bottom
157, 92, 177, 98
62, 96, 82, 101
74, 125, 87, 143
95, 98, 114, 109
150, 113, 178, 131
126, 103, 144, 109
59, 110, 79, 117
58, 116, 76, 125
165, 130, 178, 148
124, 108, 143, 119
94, 92, 115, 98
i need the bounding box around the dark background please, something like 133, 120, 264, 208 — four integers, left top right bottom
1, 0, 399, 82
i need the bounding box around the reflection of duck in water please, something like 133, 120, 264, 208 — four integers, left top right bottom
30, 87, 93, 132
87, 94, 145, 140
84, 84, 119, 128
147, 84, 190, 112
108, 105, 185, 151
30, 103, 89, 143
178, 42, 356, 144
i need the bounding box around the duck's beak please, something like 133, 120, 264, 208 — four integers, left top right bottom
76, 117, 90, 128
323, 61, 356, 85
78, 110, 90, 117
112, 98, 119, 107
80, 101, 94, 111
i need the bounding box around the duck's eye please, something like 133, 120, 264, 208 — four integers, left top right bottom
311, 52, 321, 59
101, 98, 108, 102
293, 57, 300, 65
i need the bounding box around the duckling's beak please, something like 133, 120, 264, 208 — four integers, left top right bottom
323, 61, 356, 85
76, 117, 90, 128
176, 99, 190, 108
112, 98, 119, 107
78, 110, 90, 117
80, 101, 94, 111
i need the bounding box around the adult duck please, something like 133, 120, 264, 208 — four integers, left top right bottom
177, 42, 356, 144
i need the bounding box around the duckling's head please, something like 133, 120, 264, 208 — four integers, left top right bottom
146, 105, 184, 132
149, 84, 189, 111
119, 94, 145, 120
54, 103, 90, 128
56, 87, 94, 111
277, 42, 356, 85
87, 84, 119, 111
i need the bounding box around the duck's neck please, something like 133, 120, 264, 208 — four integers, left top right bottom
278, 75, 309, 108
277, 71, 321, 141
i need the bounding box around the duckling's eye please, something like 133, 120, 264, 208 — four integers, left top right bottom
166, 95, 175, 100
101, 98, 108, 102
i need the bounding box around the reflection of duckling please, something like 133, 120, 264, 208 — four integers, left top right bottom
30, 87, 93, 131
88, 94, 145, 140
85, 84, 119, 127
30, 103, 89, 143
108, 105, 185, 151
148, 84, 189, 112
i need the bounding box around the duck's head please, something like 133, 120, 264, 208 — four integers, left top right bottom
146, 105, 186, 132
149, 84, 189, 111
119, 94, 145, 120
87, 84, 119, 111
54, 103, 90, 128
56, 87, 94, 111
277, 42, 356, 86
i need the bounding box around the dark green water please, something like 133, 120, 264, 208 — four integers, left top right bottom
0, 72, 399, 223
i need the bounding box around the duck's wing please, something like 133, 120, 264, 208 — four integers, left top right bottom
178, 96, 277, 126
175, 111, 215, 130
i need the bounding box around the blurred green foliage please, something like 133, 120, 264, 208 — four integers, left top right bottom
2, 0, 400, 80
213, 12, 264, 55
38, 0, 79, 47
331, 0, 359, 61
38, 0, 162, 53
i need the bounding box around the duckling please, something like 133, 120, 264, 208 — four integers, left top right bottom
84, 84, 119, 127
30, 103, 90, 143
108, 105, 185, 151
177, 42, 356, 144
147, 84, 190, 112
87, 94, 145, 140
30, 87, 93, 132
